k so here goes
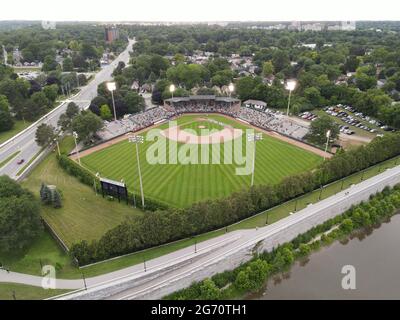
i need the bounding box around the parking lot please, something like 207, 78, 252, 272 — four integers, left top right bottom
299, 104, 398, 140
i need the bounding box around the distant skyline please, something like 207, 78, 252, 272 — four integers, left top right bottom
2, 0, 400, 22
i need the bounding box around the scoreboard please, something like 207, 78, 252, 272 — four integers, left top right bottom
100, 177, 128, 203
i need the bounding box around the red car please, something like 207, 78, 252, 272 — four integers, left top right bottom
17, 159, 25, 165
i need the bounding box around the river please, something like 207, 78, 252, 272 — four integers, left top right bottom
252, 214, 400, 300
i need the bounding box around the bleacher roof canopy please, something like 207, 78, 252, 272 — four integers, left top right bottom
165, 95, 240, 103
243, 99, 267, 107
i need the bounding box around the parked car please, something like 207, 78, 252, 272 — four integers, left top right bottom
17, 159, 25, 165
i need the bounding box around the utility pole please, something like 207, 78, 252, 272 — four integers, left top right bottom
82, 272, 87, 290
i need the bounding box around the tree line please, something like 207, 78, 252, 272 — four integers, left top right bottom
0, 176, 42, 253
69, 133, 400, 265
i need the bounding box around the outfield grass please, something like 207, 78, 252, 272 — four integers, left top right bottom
0, 120, 32, 145
0, 282, 68, 300
81, 114, 323, 207
21, 136, 143, 247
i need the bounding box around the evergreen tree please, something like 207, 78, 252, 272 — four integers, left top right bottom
52, 189, 62, 209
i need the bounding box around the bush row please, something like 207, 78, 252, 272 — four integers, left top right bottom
165, 185, 400, 300
70, 133, 400, 265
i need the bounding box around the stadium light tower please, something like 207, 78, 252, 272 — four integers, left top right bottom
228, 83, 235, 98
324, 129, 331, 160
106, 82, 117, 122
285, 80, 297, 117
169, 84, 176, 99
53, 138, 60, 156
247, 132, 263, 187
72, 131, 81, 166
129, 135, 145, 209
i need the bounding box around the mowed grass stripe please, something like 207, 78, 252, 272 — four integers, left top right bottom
81, 114, 323, 207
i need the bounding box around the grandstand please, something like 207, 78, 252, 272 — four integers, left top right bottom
97, 96, 309, 142
164, 95, 241, 113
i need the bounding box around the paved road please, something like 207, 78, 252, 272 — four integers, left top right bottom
0, 39, 135, 179
1, 165, 399, 299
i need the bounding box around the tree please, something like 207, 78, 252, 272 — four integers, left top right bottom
52, 189, 62, 208
63, 57, 74, 72
24, 91, 50, 120
42, 55, 58, 72
0, 95, 14, 132
40, 183, 51, 205
100, 104, 112, 120
262, 61, 274, 77
166, 63, 209, 89
80, 43, 98, 59
43, 84, 59, 103
71, 111, 104, 144
0, 176, 42, 252
66, 102, 80, 118
35, 123, 56, 147
298, 243, 311, 257
307, 115, 339, 145
340, 218, 354, 233
234, 259, 269, 292
199, 279, 221, 300
355, 72, 377, 91
304, 87, 324, 107
272, 50, 290, 73
236, 76, 262, 101
123, 91, 145, 114
354, 89, 392, 116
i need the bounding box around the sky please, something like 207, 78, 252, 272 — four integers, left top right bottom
1, 0, 400, 22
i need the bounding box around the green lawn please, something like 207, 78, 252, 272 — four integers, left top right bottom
0, 120, 32, 145
21, 136, 143, 247
81, 114, 323, 207
0, 282, 68, 300
0, 231, 79, 278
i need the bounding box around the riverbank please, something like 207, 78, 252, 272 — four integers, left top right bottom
165, 185, 400, 300
253, 214, 400, 299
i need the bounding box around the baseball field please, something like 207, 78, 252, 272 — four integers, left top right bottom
80, 114, 323, 207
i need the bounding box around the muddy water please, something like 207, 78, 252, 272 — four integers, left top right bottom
252, 215, 400, 300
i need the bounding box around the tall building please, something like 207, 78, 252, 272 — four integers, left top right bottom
341, 21, 356, 31
105, 26, 120, 43
41, 21, 56, 30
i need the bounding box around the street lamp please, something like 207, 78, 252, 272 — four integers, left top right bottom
285, 80, 297, 117
53, 138, 60, 156
106, 82, 117, 122
72, 131, 81, 166
247, 132, 263, 187
324, 129, 331, 160
228, 83, 235, 98
129, 135, 145, 209
94, 172, 100, 195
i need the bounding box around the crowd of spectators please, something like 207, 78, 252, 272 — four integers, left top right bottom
97, 107, 175, 140
97, 101, 309, 141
